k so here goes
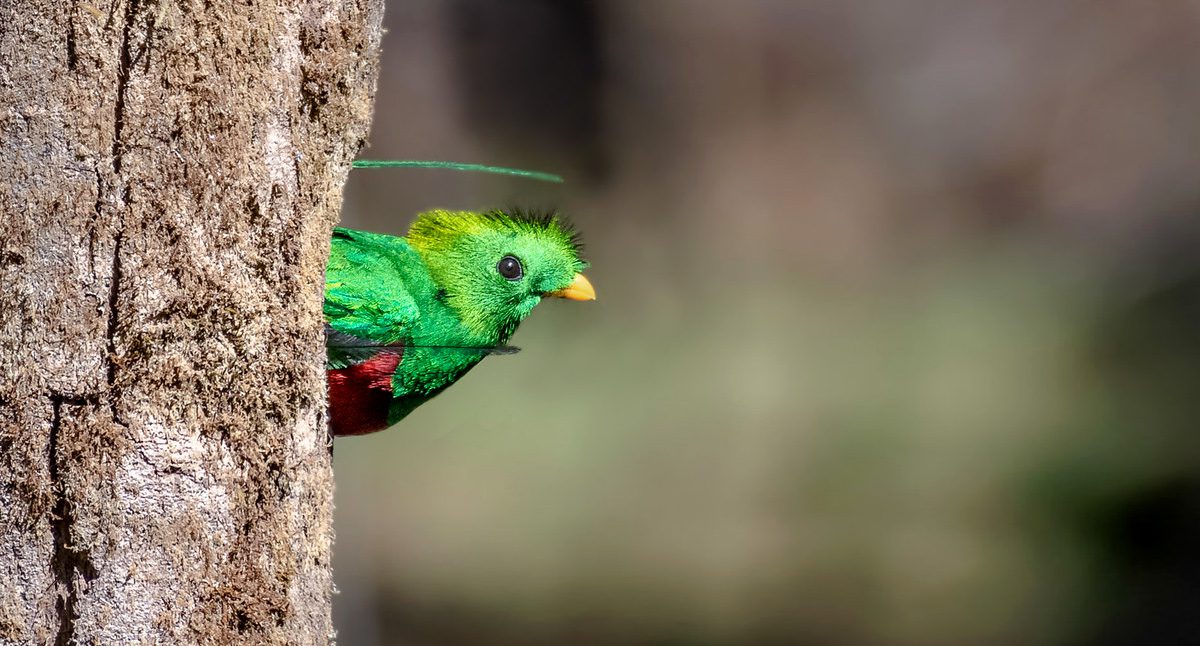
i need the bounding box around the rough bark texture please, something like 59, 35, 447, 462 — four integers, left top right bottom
0, 1, 383, 643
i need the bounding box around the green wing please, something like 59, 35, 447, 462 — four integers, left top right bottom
324, 227, 423, 350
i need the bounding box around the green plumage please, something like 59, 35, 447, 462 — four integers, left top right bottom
325, 209, 590, 432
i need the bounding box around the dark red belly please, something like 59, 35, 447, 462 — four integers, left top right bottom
327, 353, 402, 436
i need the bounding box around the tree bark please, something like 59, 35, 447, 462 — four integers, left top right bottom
0, 1, 383, 643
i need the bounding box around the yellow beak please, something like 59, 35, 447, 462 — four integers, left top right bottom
546, 273, 596, 301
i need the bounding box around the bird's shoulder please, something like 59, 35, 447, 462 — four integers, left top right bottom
325, 227, 432, 342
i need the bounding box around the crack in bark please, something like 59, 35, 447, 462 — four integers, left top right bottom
48, 395, 99, 646
104, 230, 124, 393
105, 0, 138, 420
88, 168, 103, 277
111, 0, 139, 175
47, 3, 141, 635
66, 7, 78, 72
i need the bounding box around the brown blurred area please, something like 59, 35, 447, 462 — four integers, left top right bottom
334, 2, 1200, 644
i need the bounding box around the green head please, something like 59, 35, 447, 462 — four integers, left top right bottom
406, 209, 595, 340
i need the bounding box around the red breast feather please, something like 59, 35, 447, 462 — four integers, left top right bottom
327, 353, 402, 436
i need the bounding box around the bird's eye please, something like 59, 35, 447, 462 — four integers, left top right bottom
497, 255, 523, 280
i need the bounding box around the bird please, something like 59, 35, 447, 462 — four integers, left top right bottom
324, 208, 595, 436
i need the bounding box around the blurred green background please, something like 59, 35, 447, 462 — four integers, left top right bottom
333, 2, 1200, 644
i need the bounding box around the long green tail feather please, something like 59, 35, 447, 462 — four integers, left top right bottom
351, 159, 564, 184
324, 324, 519, 370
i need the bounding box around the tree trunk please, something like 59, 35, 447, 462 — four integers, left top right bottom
0, 1, 383, 643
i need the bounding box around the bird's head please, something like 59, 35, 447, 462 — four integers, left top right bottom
406, 209, 594, 340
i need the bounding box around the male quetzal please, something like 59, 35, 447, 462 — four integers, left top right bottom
324, 209, 594, 436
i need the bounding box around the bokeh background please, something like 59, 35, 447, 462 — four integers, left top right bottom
333, 2, 1200, 644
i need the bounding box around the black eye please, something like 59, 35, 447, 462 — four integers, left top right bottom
497, 255, 523, 280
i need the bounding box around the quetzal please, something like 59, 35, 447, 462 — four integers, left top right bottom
324, 209, 594, 436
